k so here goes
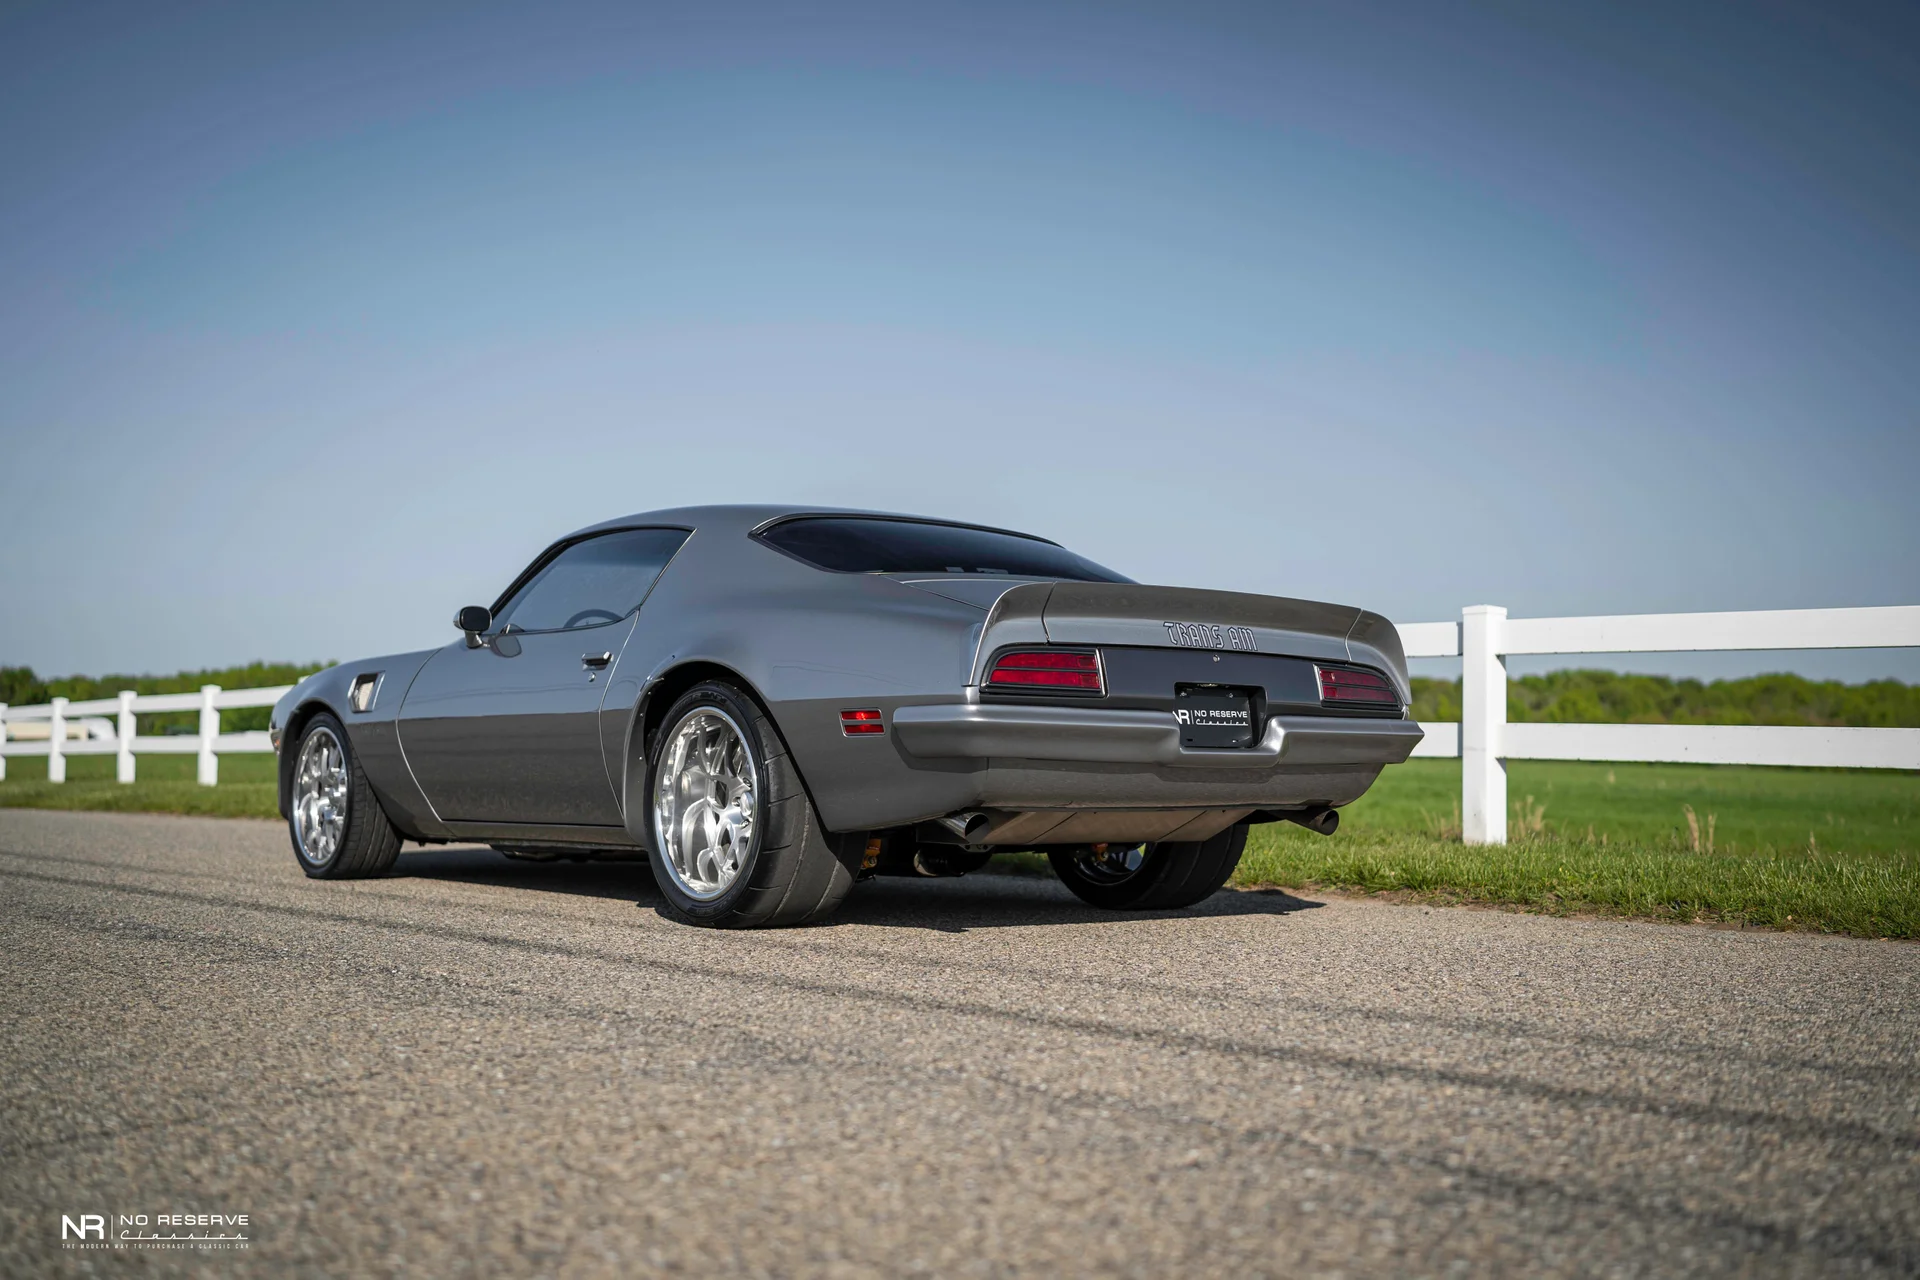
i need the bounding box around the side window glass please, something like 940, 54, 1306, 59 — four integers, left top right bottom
493, 529, 690, 633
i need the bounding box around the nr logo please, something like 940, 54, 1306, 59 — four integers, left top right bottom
62, 1215, 105, 1240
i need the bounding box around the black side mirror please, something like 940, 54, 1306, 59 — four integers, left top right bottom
454, 605, 492, 647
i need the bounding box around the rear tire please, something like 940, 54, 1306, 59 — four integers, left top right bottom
1048, 822, 1248, 910
288, 712, 402, 879
645, 680, 858, 928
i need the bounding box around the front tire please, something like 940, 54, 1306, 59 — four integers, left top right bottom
646, 680, 858, 928
288, 712, 402, 879
1048, 822, 1249, 910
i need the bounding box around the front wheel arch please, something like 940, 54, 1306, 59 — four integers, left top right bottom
286, 710, 402, 879
277, 697, 343, 820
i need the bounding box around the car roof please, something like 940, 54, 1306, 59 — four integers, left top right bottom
561, 505, 1063, 547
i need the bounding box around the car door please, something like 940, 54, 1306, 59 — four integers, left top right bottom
398, 527, 691, 827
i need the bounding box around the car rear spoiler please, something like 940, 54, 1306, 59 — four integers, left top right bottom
971, 581, 1411, 699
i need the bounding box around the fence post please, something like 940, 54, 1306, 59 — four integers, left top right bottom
1461, 605, 1507, 844
49, 696, 68, 784
0, 702, 7, 781
198, 685, 220, 786
117, 691, 137, 783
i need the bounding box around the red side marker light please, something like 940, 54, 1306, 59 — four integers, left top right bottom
840, 708, 885, 736
1316, 665, 1397, 706
986, 649, 1103, 693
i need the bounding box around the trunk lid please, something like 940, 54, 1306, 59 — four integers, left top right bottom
1041, 582, 1360, 664
971, 581, 1411, 697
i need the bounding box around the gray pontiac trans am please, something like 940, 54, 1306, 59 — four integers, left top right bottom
269, 506, 1422, 927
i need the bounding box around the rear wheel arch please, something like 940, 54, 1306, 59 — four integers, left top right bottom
638, 674, 857, 927
620, 661, 824, 841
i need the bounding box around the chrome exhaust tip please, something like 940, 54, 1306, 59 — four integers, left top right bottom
934, 811, 993, 843
1284, 806, 1340, 836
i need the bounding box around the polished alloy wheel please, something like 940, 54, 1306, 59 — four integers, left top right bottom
1069, 842, 1148, 885
653, 708, 758, 901
293, 725, 350, 866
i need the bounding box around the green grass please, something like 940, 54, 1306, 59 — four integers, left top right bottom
1305, 758, 1919, 856
0, 752, 279, 818
4, 752, 1916, 937
1232, 760, 1920, 938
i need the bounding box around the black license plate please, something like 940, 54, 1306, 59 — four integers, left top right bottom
1173, 685, 1256, 748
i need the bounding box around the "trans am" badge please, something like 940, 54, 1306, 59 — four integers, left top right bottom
1162, 621, 1258, 651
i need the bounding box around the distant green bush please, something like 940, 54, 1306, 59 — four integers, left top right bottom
1409, 669, 1920, 728
0, 662, 332, 733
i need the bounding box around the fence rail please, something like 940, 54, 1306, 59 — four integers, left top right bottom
0, 684, 292, 785
1397, 604, 1920, 843
3, 604, 1915, 844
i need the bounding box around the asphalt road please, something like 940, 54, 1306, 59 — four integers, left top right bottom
2, 810, 1916, 1278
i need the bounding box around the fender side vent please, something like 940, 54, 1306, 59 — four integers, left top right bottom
349, 673, 383, 714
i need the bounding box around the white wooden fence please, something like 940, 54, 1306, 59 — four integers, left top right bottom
1397, 604, 1920, 844
2, 604, 1915, 844
0, 685, 290, 786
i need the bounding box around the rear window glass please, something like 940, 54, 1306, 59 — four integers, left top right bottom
757, 517, 1129, 583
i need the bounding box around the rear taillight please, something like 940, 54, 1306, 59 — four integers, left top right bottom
986, 649, 1103, 694
1316, 665, 1397, 708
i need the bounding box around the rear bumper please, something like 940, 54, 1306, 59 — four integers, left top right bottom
892, 704, 1423, 768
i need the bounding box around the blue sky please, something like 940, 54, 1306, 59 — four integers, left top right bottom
2, 1, 1916, 681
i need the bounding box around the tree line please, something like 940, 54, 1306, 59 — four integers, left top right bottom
1409, 669, 1920, 727
0, 663, 331, 734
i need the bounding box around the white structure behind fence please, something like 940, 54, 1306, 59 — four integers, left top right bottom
2, 604, 1915, 843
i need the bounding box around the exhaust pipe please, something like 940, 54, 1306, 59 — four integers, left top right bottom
912, 848, 992, 877
934, 811, 993, 843
864, 827, 994, 878
916, 812, 996, 875
1284, 806, 1340, 836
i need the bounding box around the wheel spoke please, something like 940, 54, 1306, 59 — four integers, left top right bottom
652, 707, 757, 902
293, 727, 350, 865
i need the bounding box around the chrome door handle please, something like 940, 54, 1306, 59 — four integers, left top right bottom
582, 652, 612, 669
